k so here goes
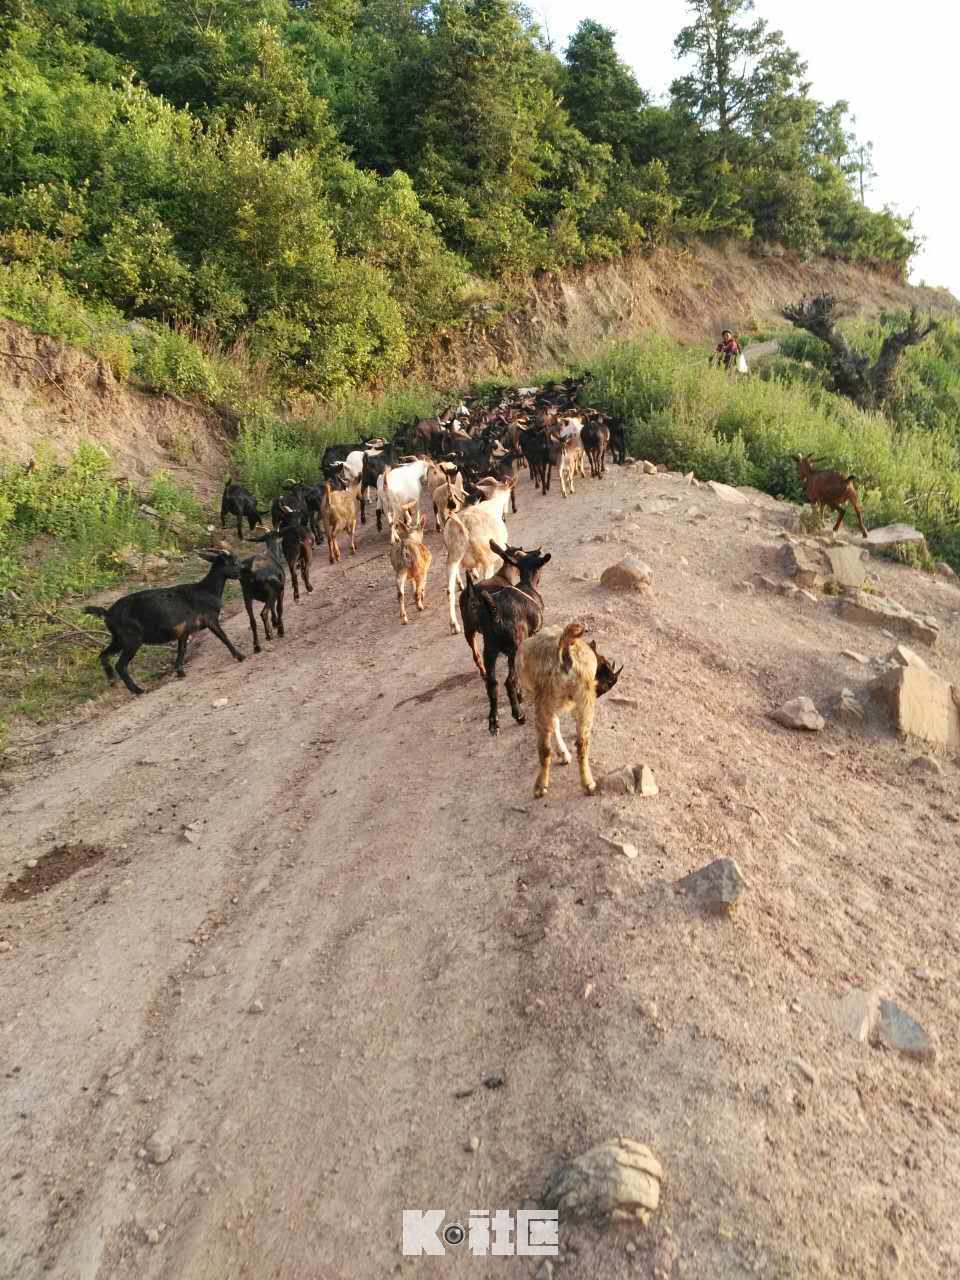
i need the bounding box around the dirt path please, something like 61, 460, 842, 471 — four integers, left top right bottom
2, 465, 959, 1280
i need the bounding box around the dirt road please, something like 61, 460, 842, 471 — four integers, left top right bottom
2, 465, 959, 1279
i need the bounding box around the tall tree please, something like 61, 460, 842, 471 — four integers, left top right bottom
562, 20, 647, 162
671, 0, 806, 146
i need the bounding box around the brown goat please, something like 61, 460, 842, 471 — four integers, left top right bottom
793, 454, 868, 537
519, 623, 622, 799
321, 479, 360, 563
388, 509, 432, 625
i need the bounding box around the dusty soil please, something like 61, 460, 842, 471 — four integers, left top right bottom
1, 464, 959, 1280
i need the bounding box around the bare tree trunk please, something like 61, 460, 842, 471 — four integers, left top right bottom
782, 295, 937, 410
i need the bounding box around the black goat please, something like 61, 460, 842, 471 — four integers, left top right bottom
273, 481, 324, 542
519, 428, 552, 494
240, 531, 286, 653
580, 419, 610, 478
607, 419, 626, 465
458, 543, 523, 674
84, 551, 244, 695
221, 480, 266, 539
461, 540, 551, 736
277, 510, 314, 602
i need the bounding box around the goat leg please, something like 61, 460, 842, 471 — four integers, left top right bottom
206, 619, 245, 663
244, 595, 261, 654
397, 571, 408, 625
832, 506, 845, 533
97, 639, 121, 685
114, 643, 145, 696
505, 653, 524, 725
301, 554, 313, 593
484, 644, 500, 737
447, 566, 462, 635
551, 716, 572, 765
260, 602, 273, 642
533, 706, 554, 797
174, 635, 188, 677
575, 701, 597, 795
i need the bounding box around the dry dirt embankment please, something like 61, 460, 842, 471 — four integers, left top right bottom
1, 461, 959, 1279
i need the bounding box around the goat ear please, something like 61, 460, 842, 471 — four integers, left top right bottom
539, 552, 552, 565
197, 550, 218, 563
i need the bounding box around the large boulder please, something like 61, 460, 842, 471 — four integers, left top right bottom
706, 480, 750, 504
543, 1138, 663, 1225
837, 593, 939, 648
675, 857, 748, 916
600, 556, 653, 592
868, 664, 960, 753
779, 541, 868, 592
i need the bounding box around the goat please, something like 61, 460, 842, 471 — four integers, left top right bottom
519, 428, 552, 493
458, 545, 524, 675
388, 508, 433, 624
607, 419, 627, 465
461, 541, 551, 736
550, 433, 582, 498
220, 480, 266, 539
792, 454, 868, 537
443, 479, 514, 634
239, 531, 286, 654
376, 458, 443, 532
519, 623, 622, 798
277, 510, 314, 602
431, 466, 465, 531
580, 419, 610, 478
84, 551, 245, 695
321, 478, 360, 562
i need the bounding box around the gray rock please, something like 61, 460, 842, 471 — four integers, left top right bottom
248, 998, 265, 1014
675, 857, 748, 916
838, 592, 939, 647
875, 999, 937, 1062
143, 1130, 174, 1165
771, 697, 825, 732
884, 644, 930, 672
481, 1071, 505, 1090
601, 767, 637, 796
543, 1137, 663, 1225
535, 1262, 554, 1280
865, 523, 927, 549
910, 754, 943, 775
707, 480, 750, 504
466, 1136, 481, 1153
823, 544, 869, 589
600, 556, 654, 592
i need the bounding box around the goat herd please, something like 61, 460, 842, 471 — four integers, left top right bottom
84, 376, 626, 797
83, 373, 869, 797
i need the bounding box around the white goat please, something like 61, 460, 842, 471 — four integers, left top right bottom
443, 479, 514, 634
376, 458, 443, 531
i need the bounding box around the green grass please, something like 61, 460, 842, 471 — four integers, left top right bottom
580, 335, 960, 568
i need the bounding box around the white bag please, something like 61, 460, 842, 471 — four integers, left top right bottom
736, 352, 749, 375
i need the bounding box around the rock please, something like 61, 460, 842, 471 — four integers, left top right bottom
600, 556, 653, 592
831, 687, 864, 721
683, 471, 697, 486
778, 580, 799, 597
753, 574, 780, 592
599, 834, 639, 859
212, 697, 230, 709
543, 1137, 663, 1225
143, 1130, 174, 1165
466, 1136, 481, 1154
0, 940, 12, 953
600, 767, 637, 796
875, 999, 937, 1062
640, 460, 658, 475
841, 650, 869, 664
788, 1057, 819, 1086
779, 542, 825, 590
837, 593, 939, 648
143, 1227, 162, 1246
910, 754, 943, 775
535, 1262, 554, 1280
675, 857, 748, 916
884, 644, 930, 672
935, 561, 956, 579
706, 480, 750, 504
771, 697, 825, 732
198, 963, 218, 979
801, 987, 879, 1043
798, 590, 819, 605
481, 1071, 505, 1090
25, 858, 38, 869
780, 541, 868, 591
636, 498, 675, 516
865, 523, 927, 550
868, 664, 960, 752
248, 998, 265, 1014
610, 695, 639, 708
823, 544, 869, 589
686, 506, 708, 521
635, 765, 659, 797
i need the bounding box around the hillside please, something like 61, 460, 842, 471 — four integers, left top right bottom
1, 459, 958, 1278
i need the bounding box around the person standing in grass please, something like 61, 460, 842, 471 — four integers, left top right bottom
712, 329, 741, 372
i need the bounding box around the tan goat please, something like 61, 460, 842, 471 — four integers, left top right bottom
389, 509, 432, 625
519, 623, 622, 799
321, 479, 360, 563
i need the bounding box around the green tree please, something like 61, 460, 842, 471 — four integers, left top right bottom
562, 21, 647, 162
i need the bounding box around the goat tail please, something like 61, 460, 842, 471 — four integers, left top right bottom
83, 605, 109, 619
558, 622, 585, 672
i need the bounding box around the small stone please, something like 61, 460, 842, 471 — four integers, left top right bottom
683, 471, 697, 486
198, 964, 218, 979
181, 828, 200, 845
466, 1136, 481, 1153
143, 1227, 161, 1246
841, 650, 869, 664
832, 687, 864, 721
635, 765, 659, 797
625, 1241, 637, 1255
248, 999, 265, 1014
798, 590, 819, 605
788, 1057, 819, 1086
676, 857, 748, 916
875, 999, 937, 1062
600, 556, 654, 593
543, 1137, 663, 1225
771, 697, 825, 732
600, 767, 637, 796
26, 859, 38, 869
212, 697, 229, 709
935, 561, 956, 579
143, 1130, 173, 1165
910, 754, 943, 775
778, 580, 799, 597
481, 1071, 505, 1090
0, 940, 12, 953
535, 1263, 554, 1280
610, 695, 639, 708
865, 523, 926, 549
641, 460, 658, 475
706, 480, 749, 504
753, 574, 780, 592
454, 1085, 477, 1099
